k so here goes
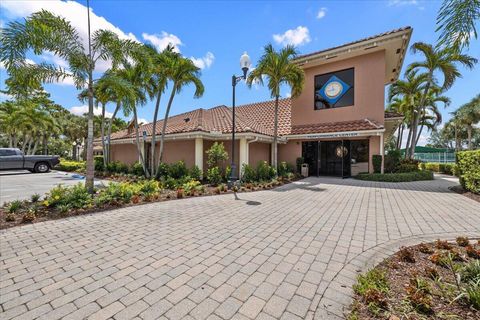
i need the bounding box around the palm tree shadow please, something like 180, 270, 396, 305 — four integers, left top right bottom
233, 192, 262, 205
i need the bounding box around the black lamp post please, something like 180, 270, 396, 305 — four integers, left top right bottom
229, 52, 251, 184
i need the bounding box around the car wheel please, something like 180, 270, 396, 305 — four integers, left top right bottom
34, 162, 50, 173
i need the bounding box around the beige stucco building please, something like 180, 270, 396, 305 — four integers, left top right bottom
106, 27, 411, 177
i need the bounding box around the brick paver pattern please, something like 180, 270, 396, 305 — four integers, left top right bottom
1, 176, 479, 319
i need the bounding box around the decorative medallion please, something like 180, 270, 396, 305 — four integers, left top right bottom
317, 75, 351, 105
335, 145, 348, 158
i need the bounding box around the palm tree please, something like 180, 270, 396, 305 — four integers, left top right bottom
246, 44, 305, 169
0, 10, 135, 192
158, 56, 204, 163
436, 0, 480, 53
406, 42, 476, 158
455, 94, 480, 149
143, 44, 178, 176
414, 89, 450, 146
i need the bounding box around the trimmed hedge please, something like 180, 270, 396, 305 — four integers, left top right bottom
419, 162, 457, 176
55, 160, 85, 172
355, 170, 434, 182
456, 150, 480, 194
372, 155, 382, 173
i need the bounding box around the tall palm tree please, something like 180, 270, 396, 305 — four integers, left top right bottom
158, 56, 204, 163
0, 10, 135, 192
406, 42, 476, 158
143, 45, 179, 176
455, 94, 480, 149
246, 44, 305, 169
436, 0, 480, 53
414, 89, 450, 146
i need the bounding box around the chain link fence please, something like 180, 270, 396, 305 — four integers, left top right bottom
413, 152, 456, 163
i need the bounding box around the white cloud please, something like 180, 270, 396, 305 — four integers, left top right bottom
40, 51, 69, 69
1, 0, 138, 73
0, 92, 13, 100
273, 26, 311, 47
70, 105, 113, 118
388, 0, 418, 6
317, 7, 327, 19
137, 118, 149, 125
190, 52, 215, 69
142, 32, 182, 53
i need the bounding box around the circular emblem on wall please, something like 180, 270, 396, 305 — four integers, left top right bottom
324, 81, 343, 98
335, 145, 348, 158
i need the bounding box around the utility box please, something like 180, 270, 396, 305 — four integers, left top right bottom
301, 164, 309, 177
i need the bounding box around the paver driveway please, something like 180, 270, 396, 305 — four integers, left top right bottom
1, 175, 479, 320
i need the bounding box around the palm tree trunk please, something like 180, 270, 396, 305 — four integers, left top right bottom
467, 125, 472, 150
454, 124, 459, 151
12, 133, 17, 148
22, 136, 29, 153
100, 101, 107, 167
106, 101, 121, 164
159, 84, 176, 163
410, 78, 432, 158
133, 106, 149, 177
150, 90, 162, 176
85, 0, 95, 194
43, 134, 48, 155
272, 95, 279, 169
416, 123, 425, 146
398, 125, 404, 149
31, 139, 39, 155
8, 135, 13, 148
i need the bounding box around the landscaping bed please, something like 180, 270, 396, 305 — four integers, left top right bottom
349, 238, 480, 320
450, 185, 480, 203
354, 170, 434, 182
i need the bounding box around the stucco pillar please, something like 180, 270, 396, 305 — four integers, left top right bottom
195, 138, 203, 177
239, 138, 248, 178
380, 132, 385, 174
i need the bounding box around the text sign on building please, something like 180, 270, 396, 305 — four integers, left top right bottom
303, 132, 360, 139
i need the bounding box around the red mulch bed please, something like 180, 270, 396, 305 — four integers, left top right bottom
350, 240, 480, 320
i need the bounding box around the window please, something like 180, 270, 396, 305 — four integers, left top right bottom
350, 140, 369, 163
314, 68, 354, 110
0, 149, 17, 156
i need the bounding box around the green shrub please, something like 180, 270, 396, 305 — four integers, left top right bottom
155, 162, 170, 180
46, 183, 92, 209
189, 165, 202, 181
105, 161, 129, 174
31, 193, 40, 202
94, 156, 104, 171
277, 161, 294, 177
395, 159, 420, 173
372, 155, 382, 173
355, 170, 434, 182
257, 161, 276, 181
384, 149, 401, 173
163, 176, 179, 190
224, 166, 232, 182
296, 157, 304, 173
207, 167, 222, 186
168, 161, 189, 179
182, 179, 201, 195
96, 182, 138, 205
206, 142, 228, 168
241, 164, 257, 183
138, 180, 161, 198
7, 200, 22, 213
130, 162, 145, 176
461, 260, 480, 283
456, 150, 480, 193
353, 268, 389, 296
56, 160, 85, 172
422, 162, 457, 176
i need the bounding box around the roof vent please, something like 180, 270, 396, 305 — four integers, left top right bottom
184, 117, 190, 123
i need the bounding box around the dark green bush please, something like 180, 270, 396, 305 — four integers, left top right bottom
456, 150, 480, 194
277, 161, 294, 177
384, 149, 401, 173
296, 157, 304, 173
155, 162, 170, 180
168, 161, 188, 179
105, 161, 129, 174
241, 164, 257, 183
130, 162, 145, 176
94, 156, 104, 171
189, 165, 202, 181
257, 161, 276, 181
372, 155, 382, 173
395, 159, 420, 173
355, 170, 434, 182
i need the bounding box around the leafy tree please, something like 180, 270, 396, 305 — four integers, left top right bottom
453, 94, 480, 149
247, 44, 305, 168
436, 0, 480, 53
206, 142, 229, 168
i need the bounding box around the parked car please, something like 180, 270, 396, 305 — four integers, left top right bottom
0, 148, 60, 173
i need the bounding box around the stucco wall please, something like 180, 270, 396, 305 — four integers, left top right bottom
369, 135, 381, 173
278, 141, 302, 170
248, 142, 270, 168
110, 143, 139, 165
153, 140, 196, 168
291, 50, 386, 126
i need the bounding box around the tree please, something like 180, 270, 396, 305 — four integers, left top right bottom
436, 0, 480, 53
454, 94, 480, 149
406, 42, 476, 158
0, 10, 135, 192
158, 56, 204, 163
247, 44, 305, 169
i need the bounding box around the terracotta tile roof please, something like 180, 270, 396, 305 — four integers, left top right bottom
109, 98, 389, 141
385, 111, 403, 119
290, 119, 383, 135
294, 26, 412, 61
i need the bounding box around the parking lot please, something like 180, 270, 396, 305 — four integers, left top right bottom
0, 170, 108, 203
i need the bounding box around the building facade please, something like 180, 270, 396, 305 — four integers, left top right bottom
106, 27, 411, 177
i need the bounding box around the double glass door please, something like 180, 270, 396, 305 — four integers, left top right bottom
302, 140, 351, 178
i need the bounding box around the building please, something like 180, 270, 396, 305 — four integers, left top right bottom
106, 27, 411, 177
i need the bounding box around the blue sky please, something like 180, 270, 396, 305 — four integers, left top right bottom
1, 0, 479, 145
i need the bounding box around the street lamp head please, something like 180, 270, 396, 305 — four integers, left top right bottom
240, 51, 251, 79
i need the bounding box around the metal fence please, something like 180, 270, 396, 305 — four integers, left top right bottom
413, 152, 456, 163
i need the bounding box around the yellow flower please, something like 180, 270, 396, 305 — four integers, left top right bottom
43, 200, 49, 207
54, 195, 60, 200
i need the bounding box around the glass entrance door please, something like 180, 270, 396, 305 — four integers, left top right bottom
303, 140, 351, 177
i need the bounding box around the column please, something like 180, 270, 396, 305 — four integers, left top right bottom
380, 132, 384, 174
195, 138, 203, 177
239, 138, 248, 178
